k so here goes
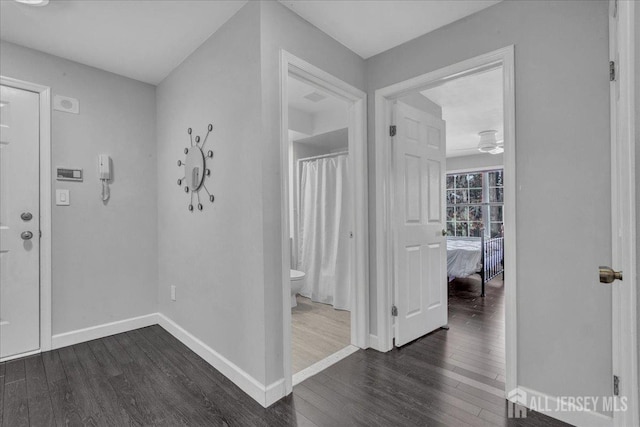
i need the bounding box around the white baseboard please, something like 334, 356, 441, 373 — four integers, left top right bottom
49, 312, 286, 408
157, 313, 281, 408
51, 313, 159, 350
368, 334, 381, 351
515, 386, 614, 427
264, 378, 287, 407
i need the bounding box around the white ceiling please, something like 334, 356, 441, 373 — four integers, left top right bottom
0, 0, 502, 85
421, 67, 503, 157
295, 128, 348, 151
288, 75, 347, 115
0, 0, 247, 85
279, 0, 502, 59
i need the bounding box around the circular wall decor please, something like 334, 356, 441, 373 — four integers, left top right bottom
177, 124, 215, 211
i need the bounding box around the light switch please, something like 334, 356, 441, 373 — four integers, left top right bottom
56, 189, 70, 206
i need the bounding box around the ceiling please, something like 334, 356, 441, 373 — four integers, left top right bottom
279, 0, 501, 59
0, 0, 247, 85
295, 128, 348, 151
0, 0, 502, 85
288, 75, 346, 115
421, 67, 503, 158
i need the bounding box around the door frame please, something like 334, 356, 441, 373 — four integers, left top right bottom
279, 50, 368, 396
609, 0, 638, 425
373, 46, 517, 394
0, 75, 52, 359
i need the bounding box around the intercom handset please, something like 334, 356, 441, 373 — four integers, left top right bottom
98, 155, 111, 201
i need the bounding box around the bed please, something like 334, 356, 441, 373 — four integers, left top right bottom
447, 235, 504, 296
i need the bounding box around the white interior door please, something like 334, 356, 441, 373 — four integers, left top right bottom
393, 101, 447, 347
0, 85, 40, 359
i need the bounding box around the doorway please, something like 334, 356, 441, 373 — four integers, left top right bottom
0, 77, 52, 362
279, 51, 368, 394
374, 46, 517, 394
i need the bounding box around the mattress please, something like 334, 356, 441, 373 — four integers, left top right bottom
447, 238, 482, 279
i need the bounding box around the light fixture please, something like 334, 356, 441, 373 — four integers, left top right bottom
15, 0, 49, 6
477, 130, 503, 154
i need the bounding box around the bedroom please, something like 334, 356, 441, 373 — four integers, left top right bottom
390, 64, 508, 383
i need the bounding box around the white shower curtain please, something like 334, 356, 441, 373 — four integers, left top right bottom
297, 154, 351, 310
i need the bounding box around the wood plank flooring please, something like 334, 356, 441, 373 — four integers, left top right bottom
0, 276, 569, 426
292, 296, 350, 374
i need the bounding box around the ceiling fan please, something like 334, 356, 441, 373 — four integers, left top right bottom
446, 130, 504, 156
477, 130, 503, 154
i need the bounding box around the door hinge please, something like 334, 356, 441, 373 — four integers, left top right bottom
613, 375, 620, 396
610, 61, 616, 82
391, 305, 398, 317
39, 230, 42, 238
389, 125, 397, 137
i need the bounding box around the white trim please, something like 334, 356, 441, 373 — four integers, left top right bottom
0, 349, 42, 363
0, 76, 52, 354
279, 50, 369, 397
609, 1, 639, 426
51, 313, 159, 350
515, 386, 614, 427
292, 345, 359, 386
157, 313, 277, 408
373, 46, 517, 394
264, 379, 287, 408
446, 165, 504, 175
368, 334, 381, 351
12, 311, 283, 408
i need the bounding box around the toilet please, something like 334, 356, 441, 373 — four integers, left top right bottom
290, 269, 305, 308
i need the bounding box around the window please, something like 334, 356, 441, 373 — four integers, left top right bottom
446, 169, 503, 238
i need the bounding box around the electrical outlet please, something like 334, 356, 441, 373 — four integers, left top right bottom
170, 285, 176, 301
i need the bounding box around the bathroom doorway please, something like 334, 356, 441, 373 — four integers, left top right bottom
279, 51, 368, 393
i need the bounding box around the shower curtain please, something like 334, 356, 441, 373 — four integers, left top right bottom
297, 153, 351, 310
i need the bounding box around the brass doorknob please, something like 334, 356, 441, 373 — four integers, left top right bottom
21, 231, 33, 240
442, 229, 447, 236
599, 266, 622, 283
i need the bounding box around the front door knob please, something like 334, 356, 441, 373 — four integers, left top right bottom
442, 229, 448, 236
599, 266, 623, 283
21, 231, 33, 240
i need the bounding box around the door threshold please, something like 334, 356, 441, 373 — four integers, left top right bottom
292, 345, 359, 386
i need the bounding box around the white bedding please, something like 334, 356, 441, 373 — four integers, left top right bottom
447, 238, 482, 279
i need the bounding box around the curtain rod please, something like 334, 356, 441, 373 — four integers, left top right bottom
297, 150, 348, 163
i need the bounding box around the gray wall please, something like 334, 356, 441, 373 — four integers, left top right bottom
447, 153, 504, 172
365, 0, 612, 407
0, 41, 158, 334
259, 0, 366, 384
156, 2, 268, 384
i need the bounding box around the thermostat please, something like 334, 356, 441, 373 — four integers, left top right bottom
57, 168, 83, 182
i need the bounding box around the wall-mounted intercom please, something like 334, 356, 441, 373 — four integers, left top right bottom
98, 155, 111, 201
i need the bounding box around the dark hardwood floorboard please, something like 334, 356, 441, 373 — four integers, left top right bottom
24, 356, 55, 427
1, 274, 570, 426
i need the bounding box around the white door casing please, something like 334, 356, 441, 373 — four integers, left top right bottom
393, 101, 447, 346
0, 85, 40, 358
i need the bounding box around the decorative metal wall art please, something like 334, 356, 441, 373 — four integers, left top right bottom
177, 124, 215, 211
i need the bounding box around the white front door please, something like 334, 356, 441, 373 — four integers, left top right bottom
0, 85, 41, 359
393, 101, 447, 347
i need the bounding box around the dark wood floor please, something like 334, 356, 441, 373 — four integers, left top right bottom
0, 275, 569, 426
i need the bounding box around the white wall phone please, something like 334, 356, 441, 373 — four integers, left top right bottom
98, 154, 111, 201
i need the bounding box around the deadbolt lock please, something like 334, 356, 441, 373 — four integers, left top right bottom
21, 212, 33, 221
599, 266, 623, 284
